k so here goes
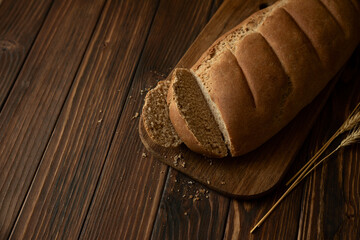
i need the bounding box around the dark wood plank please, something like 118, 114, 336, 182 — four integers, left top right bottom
297, 47, 360, 239
223, 47, 360, 239
78, 0, 215, 239
0, 0, 53, 109
151, 171, 229, 239
223, 160, 306, 239
8, 0, 159, 239
0, 0, 105, 238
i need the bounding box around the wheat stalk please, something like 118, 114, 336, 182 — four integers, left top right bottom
286, 102, 360, 185
250, 108, 360, 234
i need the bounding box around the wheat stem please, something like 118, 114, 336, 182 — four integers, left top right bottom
286, 132, 339, 185
286, 102, 360, 186
295, 147, 340, 185
251, 146, 340, 234
251, 119, 360, 234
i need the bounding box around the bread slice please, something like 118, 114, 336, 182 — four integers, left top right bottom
168, 68, 227, 158
141, 80, 182, 148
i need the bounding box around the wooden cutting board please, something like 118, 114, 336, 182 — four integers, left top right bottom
139, 0, 342, 198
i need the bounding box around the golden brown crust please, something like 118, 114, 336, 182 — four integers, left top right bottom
193, 0, 359, 156
168, 0, 360, 157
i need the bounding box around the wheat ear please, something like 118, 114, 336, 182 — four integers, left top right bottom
286, 102, 360, 185
251, 127, 360, 234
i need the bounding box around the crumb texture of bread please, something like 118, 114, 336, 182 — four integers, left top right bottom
142, 80, 182, 148
169, 69, 227, 158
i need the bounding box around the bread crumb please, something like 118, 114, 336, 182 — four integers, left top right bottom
132, 112, 139, 119
142, 153, 147, 158
173, 153, 186, 168
180, 161, 186, 168
206, 180, 211, 185
221, 181, 226, 185
174, 153, 183, 161
97, 119, 102, 123
184, 212, 188, 216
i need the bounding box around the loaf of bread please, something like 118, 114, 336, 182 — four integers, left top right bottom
142, 0, 360, 158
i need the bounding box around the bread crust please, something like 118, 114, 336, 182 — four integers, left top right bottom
169, 0, 360, 157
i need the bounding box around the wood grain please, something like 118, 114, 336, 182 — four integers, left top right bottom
297, 47, 360, 239
0, 0, 358, 238
0, 0, 105, 238
78, 0, 216, 239
151, 171, 229, 239
8, 0, 159, 239
223, 146, 311, 239
0, 0, 52, 109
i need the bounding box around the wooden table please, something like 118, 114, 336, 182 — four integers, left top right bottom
1, 0, 359, 239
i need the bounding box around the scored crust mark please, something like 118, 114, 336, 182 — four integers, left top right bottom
255, 32, 294, 119
255, 30, 294, 85
276, 76, 293, 122
280, 7, 322, 64
318, 0, 345, 34
227, 49, 256, 108
192, 6, 274, 87
349, 0, 360, 12
320, 0, 360, 39
258, 31, 292, 92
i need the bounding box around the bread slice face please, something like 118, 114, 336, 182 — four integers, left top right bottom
142, 80, 182, 148
168, 68, 228, 158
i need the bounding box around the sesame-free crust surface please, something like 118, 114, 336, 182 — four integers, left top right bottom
139, 0, 345, 198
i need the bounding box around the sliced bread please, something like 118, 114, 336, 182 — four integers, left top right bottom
141, 80, 182, 148
168, 68, 227, 158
